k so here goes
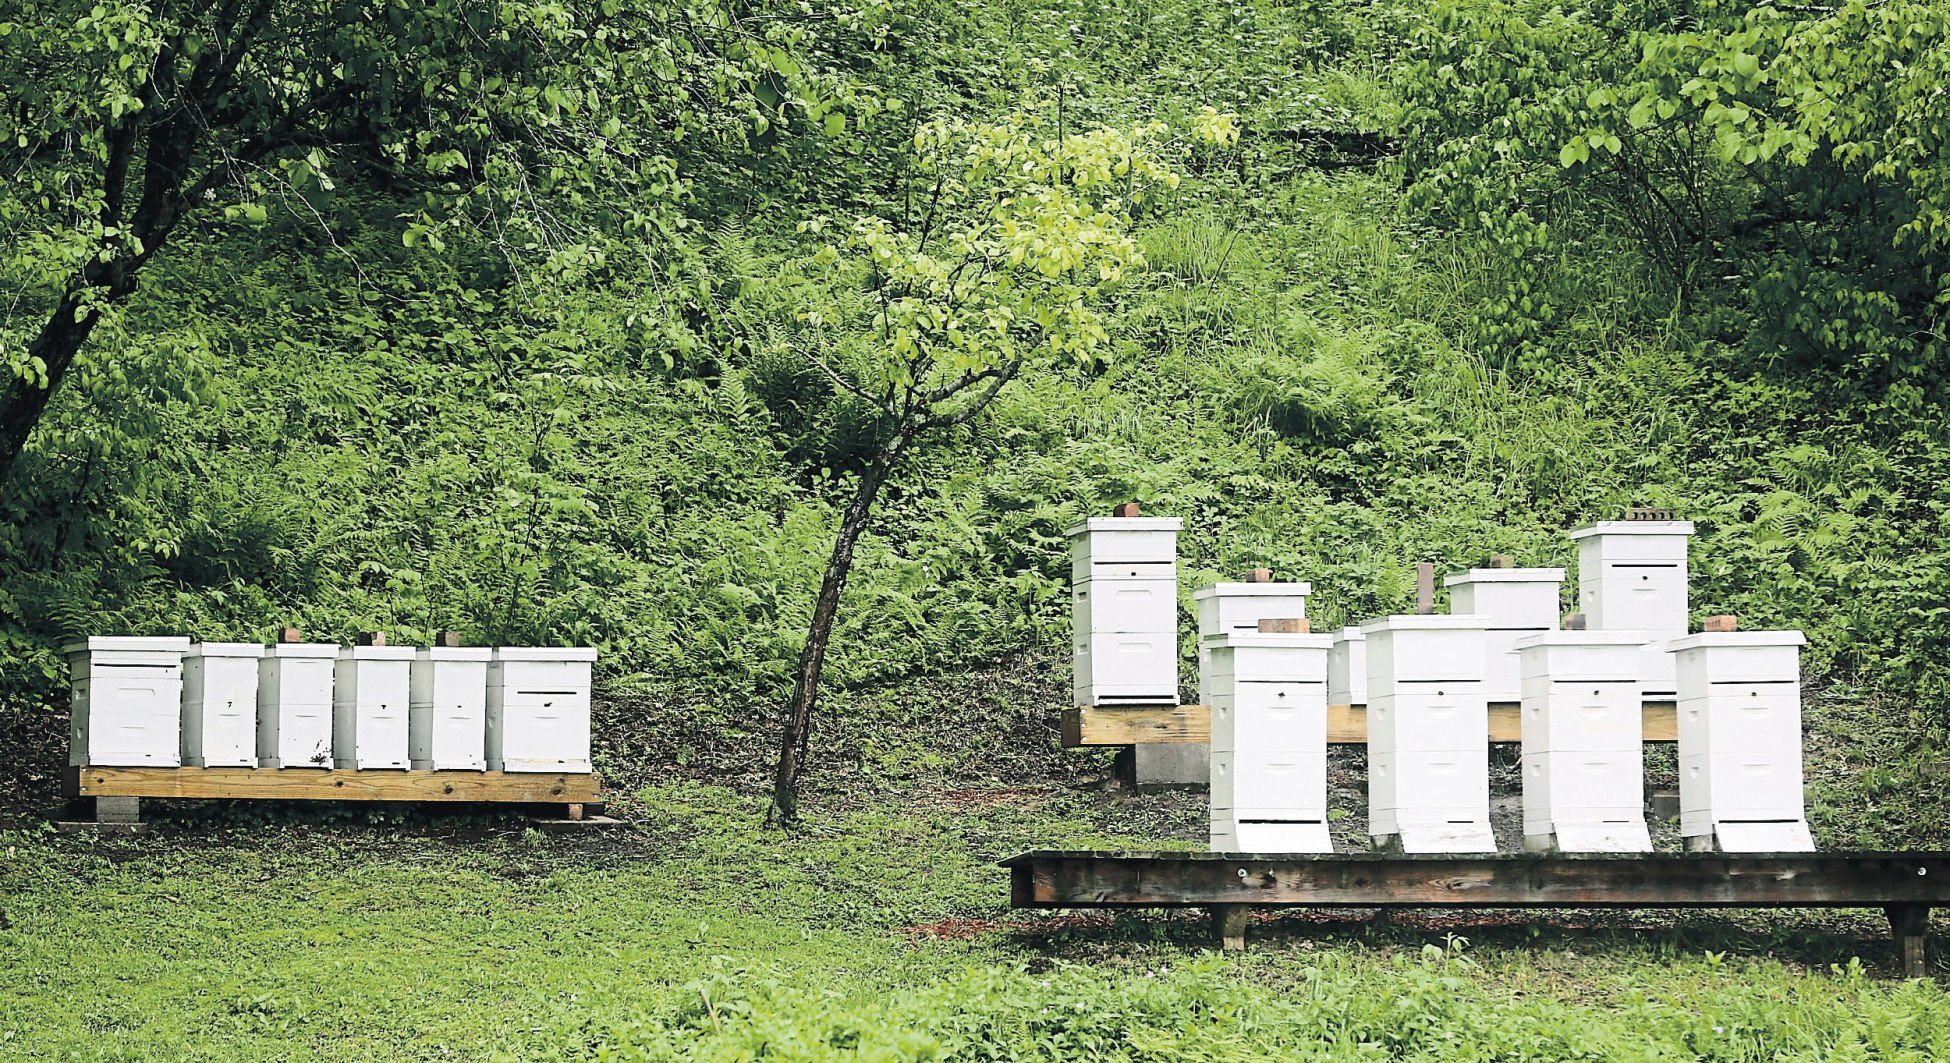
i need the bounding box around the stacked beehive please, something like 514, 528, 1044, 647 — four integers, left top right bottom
1363, 614, 1495, 853
1671, 627, 1814, 852
1515, 629, 1653, 852
1571, 518, 1694, 699
1192, 572, 1309, 703
65, 635, 595, 774
1067, 512, 1182, 707
1444, 562, 1563, 704
67, 637, 192, 767
1206, 619, 1332, 852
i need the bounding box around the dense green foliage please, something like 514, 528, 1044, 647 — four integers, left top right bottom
3, 0, 1949, 812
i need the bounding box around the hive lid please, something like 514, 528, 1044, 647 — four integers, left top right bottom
1664, 630, 1806, 652
1567, 521, 1695, 540
1064, 517, 1183, 537
419, 646, 492, 661
1443, 568, 1565, 585
1511, 630, 1650, 650
1358, 614, 1489, 633
339, 645, 416, 661
495, 647, 600, 662
61, 636, 192, 655
189, 641, 267, 658
1192, 581, 1312, 600
266, 642, 340, 658
1208, 632, 1332, 650
1333, 626, 1366, 642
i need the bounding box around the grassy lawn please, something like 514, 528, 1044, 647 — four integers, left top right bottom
4, 781, 1948, 1060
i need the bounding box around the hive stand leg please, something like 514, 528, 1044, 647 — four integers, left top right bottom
95, 796, 141, 825
1213, 905, 1252, 951
1886, 905, 1931, 978
565, 802, 585, 821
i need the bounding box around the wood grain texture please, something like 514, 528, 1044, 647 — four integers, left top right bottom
70, 766, 601, 803
1063, 702, 1679, 746
1005, 852, 1950, 909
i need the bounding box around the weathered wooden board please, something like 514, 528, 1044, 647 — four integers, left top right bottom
69, 766, 601, 803
1063, 702, 1679, 747
1005, 851, 1950, 909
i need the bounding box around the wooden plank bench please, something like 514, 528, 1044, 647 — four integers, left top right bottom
1004, 850, 1950, 977
60, 766, 604, 831
1062, 702, 1679, 747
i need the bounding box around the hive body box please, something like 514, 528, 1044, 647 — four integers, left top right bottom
1571, 521, 1695, 698
1669, 631, 1814, 852
1362, 614, 1494, 853
258, 643, 338, 768
487, 647, 596, 772
1193, 582, 1309, 702
1327, 626, 1367, 707
1446, 568, 1564, 703
1205, 631, 1333, 852
1514, 631, 1652, 852
1068, 518, 1183, 707
181, 642, 265, 767
411, 647, 491, 770
333, 645, 415, 769
66, 636, 191, 767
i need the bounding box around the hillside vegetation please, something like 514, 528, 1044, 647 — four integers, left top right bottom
4, 2, 1949, 812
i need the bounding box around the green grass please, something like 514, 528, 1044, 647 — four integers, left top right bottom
3, 782, 1946, 1060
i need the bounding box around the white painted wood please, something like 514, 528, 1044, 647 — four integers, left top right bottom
1210, 818, 1332, 853
1074, 577, 1176, 636
257, 643, 337, 769
181, 642, 264, 768
1067, 517, 1182, 708
1210, 750, 1327, 817
332, 646, 414, 769
486, 647, 596, 772
65, 636, 191, 767
1447, 568, 1563, 703
1328, 626, 1367, 706
1669, 631, 1810, 849
409, 647, 490, 770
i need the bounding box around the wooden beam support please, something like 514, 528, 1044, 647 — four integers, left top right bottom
1005, 851, 1950, 910
68, 766, 601, 804
1062, 702, 1679, 747
1213, 904, 1252, 951
1888, 904, 1933, 978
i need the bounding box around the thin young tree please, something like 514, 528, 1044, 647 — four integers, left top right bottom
766, 107, 1238, 823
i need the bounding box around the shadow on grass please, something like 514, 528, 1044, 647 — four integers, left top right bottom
990, 906, 1937, 979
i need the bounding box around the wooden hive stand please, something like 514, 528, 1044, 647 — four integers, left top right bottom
58, 766, 611, 833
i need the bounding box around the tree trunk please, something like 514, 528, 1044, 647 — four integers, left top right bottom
0, 291, 102, 487
768, 440, 903, 824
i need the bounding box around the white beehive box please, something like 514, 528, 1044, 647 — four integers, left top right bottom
1669, 630, 1812, 851
1514, 631, 1651, 852
411, 647, 490, 770
332, 645, 414, 769
487, 647, 596, 772
66, 636, 191, 767
1067, 516, 1182, 706
1445, 567, 1563, 703
1360, 614, 1494, 853
1193, 580, 1309, 701
181, 642, 265, 767
1570, 520, 1695, 697
1328, 626, 1367, 706
1207, 631, 1332, 853
258, 642, 338, 768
